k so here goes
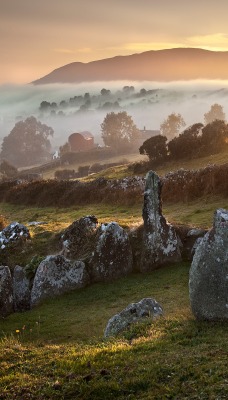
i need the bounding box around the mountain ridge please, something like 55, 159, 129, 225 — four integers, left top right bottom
32, 48, 228, 84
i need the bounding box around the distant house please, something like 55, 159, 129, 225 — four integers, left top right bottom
68, 131, 95, 152
133, 127, 160, 149
140, 127, 160, 141
52, 150, 59, 159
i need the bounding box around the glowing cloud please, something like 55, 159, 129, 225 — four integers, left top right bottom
187, 33, 228, 51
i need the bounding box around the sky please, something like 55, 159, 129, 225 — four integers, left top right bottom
1, 0, 228, 84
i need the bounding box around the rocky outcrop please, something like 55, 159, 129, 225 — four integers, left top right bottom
31, 255, 89, 307
90, 222, 133, 282
13, 265, 31, 311
104, 298, 163, 337
0, 222, 30, 251
140, 171, 181, 272
189, 208, 228, 320
0, 266, 13, 317
175, 226, 207, 261
61, 215, 98, 260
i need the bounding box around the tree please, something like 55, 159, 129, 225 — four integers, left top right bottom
168, 123, 203, 160
160, 113, 186, 139
0, 160, 18, 178
101, 111, 139, 151
201, 120, 228, 155
39, 101, 51, 112
0, 116, 54, 167
204, 103, 226, 125
100, 88, 111, 96
59, 141, 71, 157
139, 135, 167, 163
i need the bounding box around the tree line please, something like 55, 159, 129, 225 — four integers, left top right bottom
0, 103, 227, 178
139, 104, 228, 164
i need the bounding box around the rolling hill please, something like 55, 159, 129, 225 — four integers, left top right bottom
33, 48, 228, 84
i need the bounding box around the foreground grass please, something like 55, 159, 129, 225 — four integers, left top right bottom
1, 263, 227, 399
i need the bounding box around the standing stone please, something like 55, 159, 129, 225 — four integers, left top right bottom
31, 255, 89, 307
104, 298, 163, 337
0, 266, 13, 317
140, 171, 181, 272
61, 215, 98, 260
189, 209, 228, 320
90, 222, 133, 282
13, 265, 31, 311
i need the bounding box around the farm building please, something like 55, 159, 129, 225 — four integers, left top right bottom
68, 131, 94, 152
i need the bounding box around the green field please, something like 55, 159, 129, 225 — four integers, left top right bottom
1, 262, 227, 400
0, 152, 228, 399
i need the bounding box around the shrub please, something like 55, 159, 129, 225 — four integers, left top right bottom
0, 214, 7, 231
24, 255, 44, 283
54, 169, 76, 180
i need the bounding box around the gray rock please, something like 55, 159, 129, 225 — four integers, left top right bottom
140, 171, 181, 272
175, 225, 207, 261
0, 222, 30, 251
90, 222, 133, 282
61, 215, 98, 260
104, 298, 163, 337
13, 265, 31, 311
189, 208, 228, 320
31, 255, 89, 307
0, 265, 13, 317
187, 228, 206, 237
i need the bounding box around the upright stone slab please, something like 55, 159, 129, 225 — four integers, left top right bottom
61, 215, 98, 260
0, 266, 13, 317
90, 222, 133, 282
140, 171, 181, 272
13, 265, 31, 311
31, 255, 89, 307
189, 209, 228, 320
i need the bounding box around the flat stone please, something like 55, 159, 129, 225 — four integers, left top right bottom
104, 298, 163, 337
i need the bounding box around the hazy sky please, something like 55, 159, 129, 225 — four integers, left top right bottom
1, 0, 228, 84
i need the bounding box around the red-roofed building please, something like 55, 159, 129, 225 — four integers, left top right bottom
68, 131, 94, 152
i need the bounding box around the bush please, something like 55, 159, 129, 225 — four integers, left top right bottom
78, 165, 90, 177
0, 214, 7, 231
54, 169, 76, 180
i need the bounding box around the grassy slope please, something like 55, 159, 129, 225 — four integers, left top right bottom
1, 263, 227, 399
1, 195, 228, 268
1, 151, 228, 399
42, 152, 146, 180
82, 148, 228, 181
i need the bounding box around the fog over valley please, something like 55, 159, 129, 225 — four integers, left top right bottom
1, 80, 228, 150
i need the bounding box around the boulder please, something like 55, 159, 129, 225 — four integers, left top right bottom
90, 222, 133, 282
189, 208, 228, 320
104, 298, 163, 337
13, 265, 31, 311
140, 171, 181, 272
175, 225, 207, 261
61, 215, 98, 260
0, 222, 30, 251
0, 265, 13, 317
31, 255, 89, 307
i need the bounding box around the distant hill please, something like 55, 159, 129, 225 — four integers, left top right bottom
32, 48, 228, 84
